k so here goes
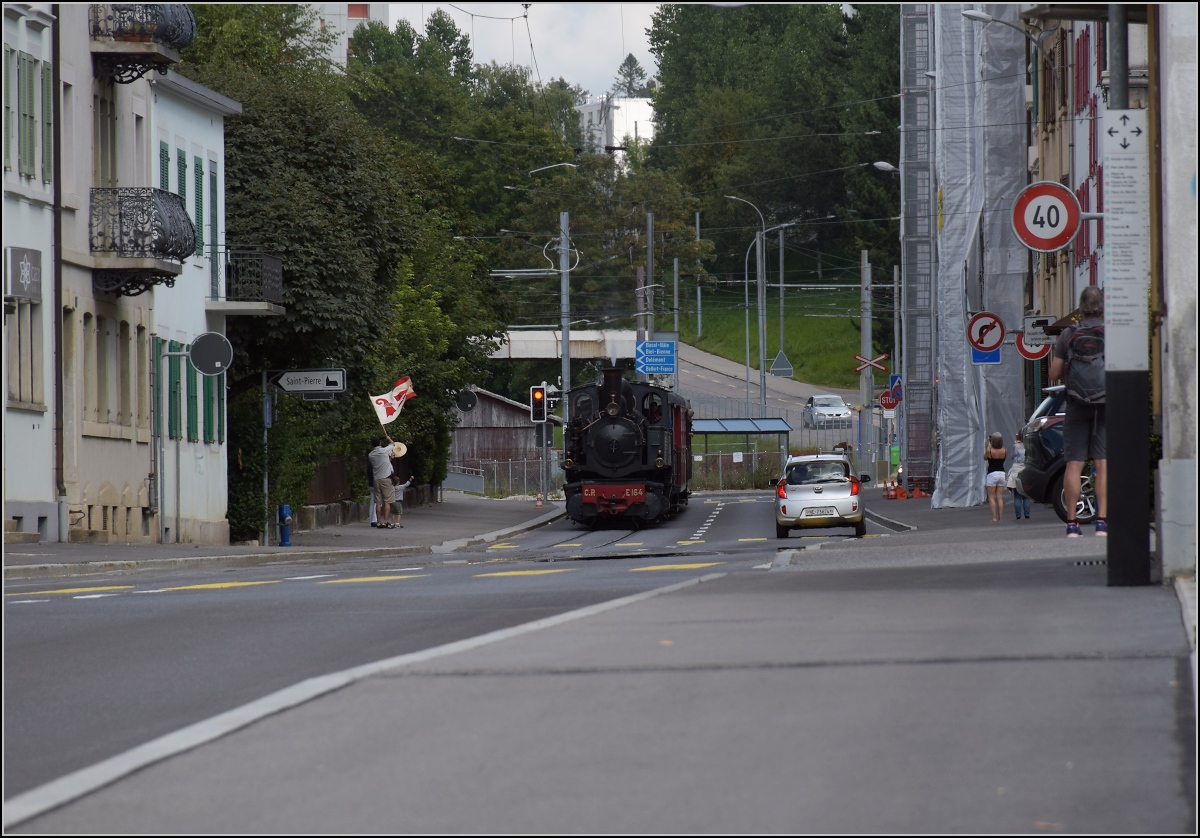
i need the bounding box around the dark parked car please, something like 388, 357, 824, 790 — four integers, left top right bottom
1018, 386, 1098, 524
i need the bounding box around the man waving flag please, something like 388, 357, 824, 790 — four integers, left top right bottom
370, 376, 418, 426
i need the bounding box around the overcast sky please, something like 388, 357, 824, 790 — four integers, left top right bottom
388, 3, 661, 100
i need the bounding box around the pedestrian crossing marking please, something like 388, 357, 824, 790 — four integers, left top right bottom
320, 575, 428, 584
631, 562, 722, 571
475, 569, 576, 577
6, 585, 134, 596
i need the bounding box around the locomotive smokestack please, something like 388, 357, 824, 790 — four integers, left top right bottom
602, 368, 624, 416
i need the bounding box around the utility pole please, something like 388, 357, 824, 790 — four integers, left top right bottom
559, 211, 571, 424
859, 251, 873, 467
636, 266, 646, 382
646, 212, 655, 339
695, 212, 702, 338
779, 230, 785, 353
893, 264, 901, 380
757, 230, 767, 416
673, 257, 680, 391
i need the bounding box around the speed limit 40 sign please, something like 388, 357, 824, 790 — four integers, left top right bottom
1012, 181, 1081, 252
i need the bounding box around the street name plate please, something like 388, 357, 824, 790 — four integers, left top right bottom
270, 368, 347, 393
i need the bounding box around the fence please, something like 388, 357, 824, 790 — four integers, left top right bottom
449, 455, 563, 498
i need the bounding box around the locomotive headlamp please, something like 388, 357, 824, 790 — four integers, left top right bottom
606, 402, 619, 416
656, 457, 664, 468
564, 458, 574, 469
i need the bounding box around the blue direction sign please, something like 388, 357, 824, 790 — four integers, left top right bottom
971, 346, 1002, 365
636, 340, 676, 375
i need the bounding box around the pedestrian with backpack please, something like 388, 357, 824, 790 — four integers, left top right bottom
1049, 285, 1107, 538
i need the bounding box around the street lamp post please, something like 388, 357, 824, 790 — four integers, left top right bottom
726, 195, 774, 417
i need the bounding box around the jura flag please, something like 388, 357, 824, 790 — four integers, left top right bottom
370, 376, 418, 425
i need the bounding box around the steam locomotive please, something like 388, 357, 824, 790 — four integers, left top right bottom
561, 368, 693, 526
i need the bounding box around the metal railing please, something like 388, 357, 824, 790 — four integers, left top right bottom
89, 4, 196, 49
90, 187, 195, 261
209, 247, 284, 304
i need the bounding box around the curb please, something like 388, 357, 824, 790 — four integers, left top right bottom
864, 508, 919, 533
2, 510, 568, 581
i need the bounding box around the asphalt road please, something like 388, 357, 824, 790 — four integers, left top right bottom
4, 497, 1194, 833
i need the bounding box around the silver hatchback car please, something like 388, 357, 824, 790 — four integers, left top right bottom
770, 453, 867, 538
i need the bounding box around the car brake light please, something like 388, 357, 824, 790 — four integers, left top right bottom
850, 478, 860, 496
776, 482, 788, 499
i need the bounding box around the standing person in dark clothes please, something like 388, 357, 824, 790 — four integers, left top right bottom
1049, 286, 1107, 538
368, 435, 396, 529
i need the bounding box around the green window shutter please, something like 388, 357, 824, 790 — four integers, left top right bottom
203, 374, 216, 443
193, 156, 203, 254
41, 63, 52, 182
186, 351, 199, 442
153, 337, 163, 437
209, 161, 219, 297
168, 340, 181, 439
4, 46, 13, 171
217, 373, 225, 444
159, 142, 170, 190
18, 52, 36, 177
177, 149, 186, 203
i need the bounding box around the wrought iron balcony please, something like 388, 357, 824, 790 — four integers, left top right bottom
90, 187, 196, 296
205, 247, 286, 316
89, 4, 197, 83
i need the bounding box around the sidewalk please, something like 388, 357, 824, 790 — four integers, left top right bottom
2, 491, 565, 581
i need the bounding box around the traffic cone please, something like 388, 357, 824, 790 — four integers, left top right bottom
535, 492, 544, 508
912, 487, 925, 499
897, 485, 909, 499
888, 482, 898, 499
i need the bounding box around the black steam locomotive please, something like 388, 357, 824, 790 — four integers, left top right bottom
561, 368, 693, 526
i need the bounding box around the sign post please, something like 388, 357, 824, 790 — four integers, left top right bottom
1103, 109, 1152, 586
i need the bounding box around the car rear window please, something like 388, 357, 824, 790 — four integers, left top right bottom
786, 461, 850, 484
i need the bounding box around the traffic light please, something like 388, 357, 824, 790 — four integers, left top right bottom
530, 385, 547, 423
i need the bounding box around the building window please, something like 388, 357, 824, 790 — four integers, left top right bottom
348, 4, 369, 19
3, 45, 13, 171
118, 321, 131, 425
209, 160, 219, 297
137, 326, 149, 429
18, 51, 37, 177
194, 156, 204, 254
5, 300, 44, 406
41, 61, 52, 182
186, 350, 199, 441
97, 316, 110, 423
168, 339, 182, 439
1096, 165, 1104, 247
176, 149, 187, 204
203, 373, 216, 443
93, 78, 117, 186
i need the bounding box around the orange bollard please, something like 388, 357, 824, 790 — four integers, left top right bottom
536, 492, 544, 508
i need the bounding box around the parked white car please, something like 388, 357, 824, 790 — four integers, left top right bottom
770, 453, 867, 538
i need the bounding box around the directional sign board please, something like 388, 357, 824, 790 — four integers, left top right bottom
967, 312, 1005, 353
1021, 315, 1053, 348
1103, 109, 1150, 372
1012, 181, 1082, 252
269, 368, 346, 394
636, 340, 676, 375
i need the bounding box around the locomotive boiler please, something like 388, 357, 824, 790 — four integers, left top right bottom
561, 368, 693, 526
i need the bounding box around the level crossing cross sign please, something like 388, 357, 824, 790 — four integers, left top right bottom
853, 353, 888, 373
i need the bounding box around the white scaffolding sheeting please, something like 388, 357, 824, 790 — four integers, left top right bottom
931, 4, 1028, 507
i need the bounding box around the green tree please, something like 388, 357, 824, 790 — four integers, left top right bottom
613, 53, 649, 96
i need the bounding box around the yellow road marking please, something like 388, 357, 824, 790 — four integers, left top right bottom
475, 569, 575, 577
738, 537, 768, 542
161, 581, 280, 591
614, 542, 644, 547
631, 562, 722, 571
7, 585, 134, 596
676, 539, 706, 545
557, 543, 584, 547
704, 499, 720, 504
487, 543, 519, 550
320, 575, 428, 584
738, 498, 758, 503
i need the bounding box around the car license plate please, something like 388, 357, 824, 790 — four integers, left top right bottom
802, 507, 837, 517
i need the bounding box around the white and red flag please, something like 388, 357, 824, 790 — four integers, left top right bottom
370, 376, 418, 425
